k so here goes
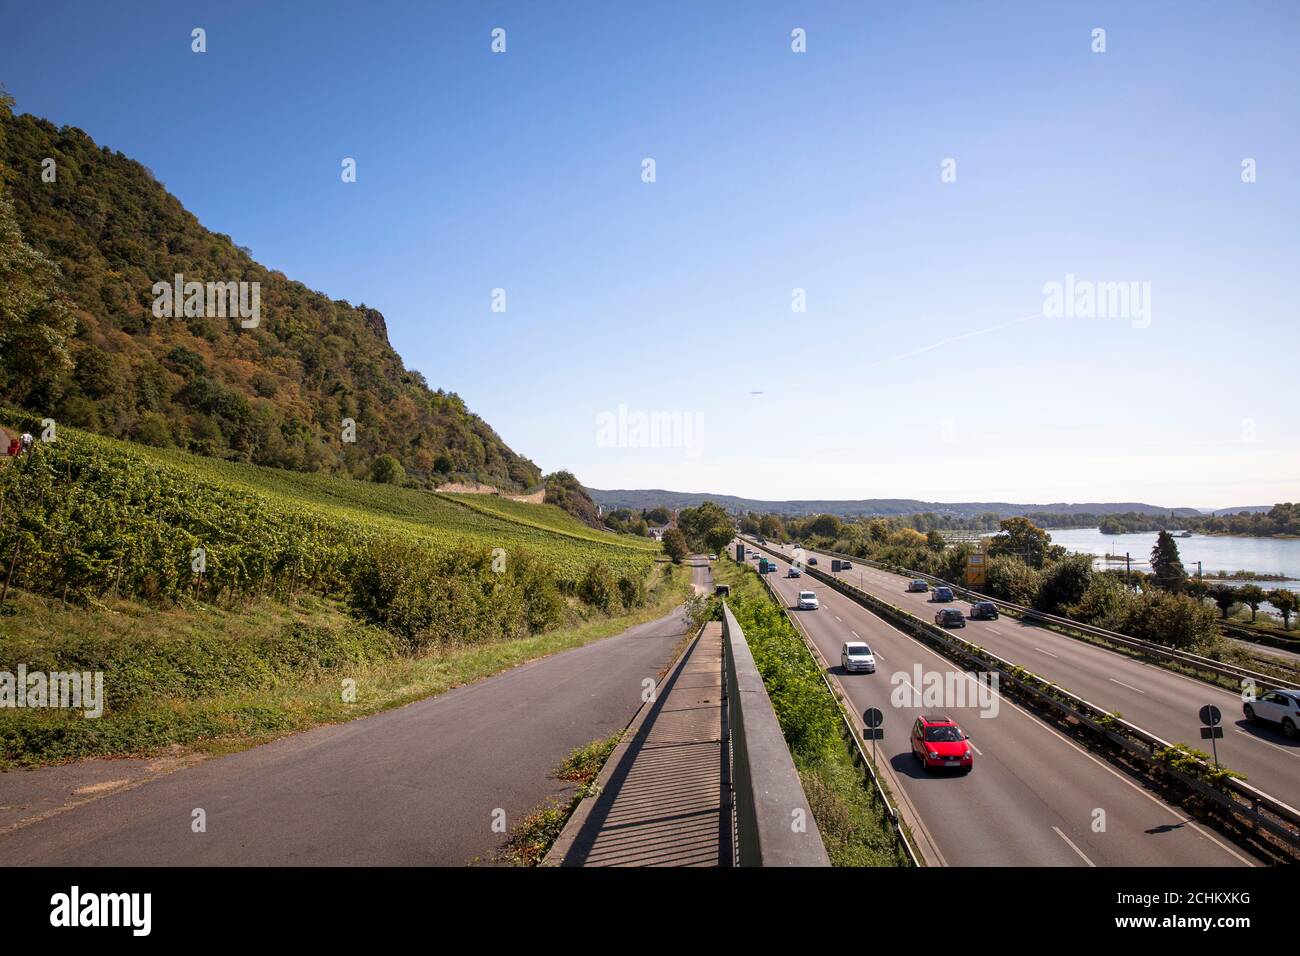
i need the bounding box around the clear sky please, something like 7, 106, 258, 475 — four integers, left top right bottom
3, 1, 1297, 509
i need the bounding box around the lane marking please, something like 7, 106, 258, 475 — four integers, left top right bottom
805, 572, 1255, 866
1052, 826, 1096, 867
1108, 678, 1146, 695
1234, 728, 1300, 761
834, 615, 842, 623
1033, 647, 1059, 659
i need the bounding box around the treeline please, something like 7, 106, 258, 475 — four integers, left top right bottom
1099, 504, 1300, 537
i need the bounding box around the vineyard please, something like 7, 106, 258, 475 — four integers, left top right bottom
0, 413, 656, 610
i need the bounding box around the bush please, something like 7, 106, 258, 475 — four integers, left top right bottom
617, 573, 647, 609
578, 563, 620, 613
985, 556, 1042, 605
1036, 554, 1094, 614
1120, 589, 1220, 653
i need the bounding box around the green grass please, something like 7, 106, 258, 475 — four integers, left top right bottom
0, 572, 689, 769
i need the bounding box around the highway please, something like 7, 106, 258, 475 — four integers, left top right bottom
759, 540, 1300, 805
0, 561, 709, 866
742, 545, 1254, 866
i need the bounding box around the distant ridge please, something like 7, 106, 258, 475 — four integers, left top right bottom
586, 488, 1205, 519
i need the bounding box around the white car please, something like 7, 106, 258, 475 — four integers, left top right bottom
1244, 689, 1300, 739
840, 641, 876, 673
797, 590, 819, 610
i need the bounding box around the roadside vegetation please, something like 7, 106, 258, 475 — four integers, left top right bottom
0, 418, 686, 768
709, 557, 912, 867
498, 730, 624, 866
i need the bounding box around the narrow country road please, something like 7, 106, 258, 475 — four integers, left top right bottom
0, 559, 709, 866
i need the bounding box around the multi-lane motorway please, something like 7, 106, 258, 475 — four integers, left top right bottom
760, 539, 1300, 805
742, 543, 1256, 866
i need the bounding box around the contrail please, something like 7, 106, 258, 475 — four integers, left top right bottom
869, 311, 1045, 367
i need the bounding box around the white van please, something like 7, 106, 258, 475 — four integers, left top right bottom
797, 590, 819, 610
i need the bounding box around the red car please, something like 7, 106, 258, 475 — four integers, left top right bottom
911, 716, 973, 773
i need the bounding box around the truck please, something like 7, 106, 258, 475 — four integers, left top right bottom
758, 558, 773, 574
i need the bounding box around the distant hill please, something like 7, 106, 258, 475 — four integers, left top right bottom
1209, 505, 1272, 516
0, 97, 540, 490
586, 488, 1203, 519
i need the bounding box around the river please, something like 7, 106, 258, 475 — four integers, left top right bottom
1045, 528, 1300, 593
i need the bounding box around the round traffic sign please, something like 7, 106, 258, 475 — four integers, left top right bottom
863, 707, 884, 729
1198, 704, 1222, 727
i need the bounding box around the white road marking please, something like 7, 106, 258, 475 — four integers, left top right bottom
1235, 728, 1300, 761
1108, 678, 1146, 695
967, 741, 983, 756
1052, 826, 1096, 867
834, 615, 842, 622
1033, 647, 1059, 659
815, 580, 1254, 866
850, 630, 861, 640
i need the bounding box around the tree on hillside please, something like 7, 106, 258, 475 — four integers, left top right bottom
1149, 531, 1188, 591
369, 454, 405, 485
926, 530, 946, 551
662, 528, 689, 564
544, 471, 602, 528
0, 193, 75, 409
1267, 588, 1297, 630
1236, 584, 1266, 622
987, 517, 1052, 569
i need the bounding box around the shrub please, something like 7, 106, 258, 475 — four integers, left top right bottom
617, 573, 647, 609
578, 563, 620, 613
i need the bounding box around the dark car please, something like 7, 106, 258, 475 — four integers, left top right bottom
969, 601, 999, 620
841, 560, 853, 569
807, 557, 819, 566
935, 608, 965, 628
930, 586, 954, 602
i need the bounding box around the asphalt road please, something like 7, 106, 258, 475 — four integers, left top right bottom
0, 560, 707, 866
744, 545, 1253, 866
770, 542, 1300, 805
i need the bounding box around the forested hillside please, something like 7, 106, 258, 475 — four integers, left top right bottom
0, 94, 540, 490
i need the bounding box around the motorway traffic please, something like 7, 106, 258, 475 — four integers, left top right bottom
739, 542, 1256, 866
756, 539, 1300, 806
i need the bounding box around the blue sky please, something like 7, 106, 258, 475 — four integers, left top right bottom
3, 0, 1298, 508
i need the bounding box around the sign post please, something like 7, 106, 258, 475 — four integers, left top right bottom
863, 707, 884, 768
1198, 704, 1223, 769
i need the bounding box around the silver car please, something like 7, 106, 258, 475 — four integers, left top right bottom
841, 641, 876, 673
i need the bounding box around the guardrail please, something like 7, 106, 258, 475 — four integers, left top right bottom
775, 553, 1300, 859
745, 537, 1300, 692
721, 601, 831, 867
752, 572, 922, 866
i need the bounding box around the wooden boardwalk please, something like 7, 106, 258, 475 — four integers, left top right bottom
550, 622, 731, 867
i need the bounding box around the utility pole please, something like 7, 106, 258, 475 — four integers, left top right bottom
1126, 552, 1131, 590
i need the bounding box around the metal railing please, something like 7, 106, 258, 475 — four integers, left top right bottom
721, 601, 831, 867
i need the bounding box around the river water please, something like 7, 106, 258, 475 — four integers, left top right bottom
1045, 528, 1300, 592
